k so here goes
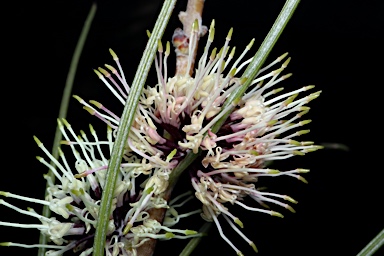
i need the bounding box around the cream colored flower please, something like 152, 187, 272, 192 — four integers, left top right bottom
1, 18, 320, 255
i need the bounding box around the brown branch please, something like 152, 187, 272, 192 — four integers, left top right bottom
136, 1, 206, 255
173, 0, 206, 76
135, 188, 173, 256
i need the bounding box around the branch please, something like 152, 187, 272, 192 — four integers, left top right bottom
173, 0, 206, 76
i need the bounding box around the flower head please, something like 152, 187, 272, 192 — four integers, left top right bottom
1, 17, 321, 255
77, 19, 321, 254
0, 120, 199, 255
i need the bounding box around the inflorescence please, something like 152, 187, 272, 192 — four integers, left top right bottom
0, 19, 321, 256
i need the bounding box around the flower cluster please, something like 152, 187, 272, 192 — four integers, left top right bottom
1, 120, 199, 255
0, 19, 320, 256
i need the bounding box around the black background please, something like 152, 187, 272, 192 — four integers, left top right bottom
2, 0, 384, 255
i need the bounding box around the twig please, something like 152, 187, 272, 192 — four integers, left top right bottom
173, 0, 206, 76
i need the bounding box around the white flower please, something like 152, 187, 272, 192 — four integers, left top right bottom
76, 19, 320, 255
0, 120, 198, 255
1, 17, 320, 255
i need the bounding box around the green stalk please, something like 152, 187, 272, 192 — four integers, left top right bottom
92, 1, 177, 255
38, 3, 97, 256
357, 228, 384, 256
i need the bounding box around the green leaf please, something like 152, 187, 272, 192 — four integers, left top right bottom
92, 1, 177, 255
357, 228, 384, 256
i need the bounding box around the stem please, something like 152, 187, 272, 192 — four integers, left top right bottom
175, 0, 205, 75
357, 228, 384, 256
38, 3, 97, 256
92, 1, 177, 255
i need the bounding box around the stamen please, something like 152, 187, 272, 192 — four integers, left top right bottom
35, 156, 63, 182
61, 119, 96, 169
57, 148, 75, 180
0, 221, 46, 229
33, 136, 72, 181
124, 188, 154, 234
88, 124, 108, 164
205, 168, 276, 176
264, 85, 313, 106
207, 207, 243, 256
104, 63, 130, 93
185, 19, 199, 76
0, 242, 72, 249
223, 214, 258, 253
0, 192, 49, 206
234, 200, 284, 218
82, 106, 119, 128
89, 100, 121, 122
250, 194, 296, 213
74, 165, 107, 178
164, 41, 170, 84
98, 67, 128, 99
198, 19, 215, 69
109, 49, 129, 93
93, 69, 125, 105
257, 52, 289, 75
230, 38, 255, 74
0, 200, 50, 222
